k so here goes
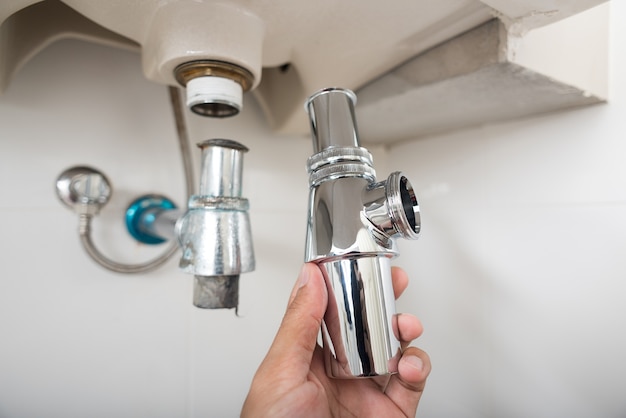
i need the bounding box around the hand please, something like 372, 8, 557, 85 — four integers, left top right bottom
241, 263, 431, 417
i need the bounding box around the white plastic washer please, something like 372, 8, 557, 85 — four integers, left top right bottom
186, 76, 243, 115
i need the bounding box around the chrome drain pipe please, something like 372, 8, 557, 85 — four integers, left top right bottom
304, 88, 420, 378
126, 138, 254, 309
177, 139, 254, 309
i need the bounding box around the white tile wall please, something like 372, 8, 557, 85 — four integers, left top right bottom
1, 2, 624, 417
391, 3, 626, 417
0, 39, 310, 418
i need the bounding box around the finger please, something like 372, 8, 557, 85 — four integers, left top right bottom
384, 347, 431, 417
397, 313, 423, 347
258, 263, 328, 382
391, 266, 409, 299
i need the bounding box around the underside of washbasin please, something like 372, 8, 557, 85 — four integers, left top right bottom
0, 0, 609, 141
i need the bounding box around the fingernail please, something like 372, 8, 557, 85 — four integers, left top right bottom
299, 264, 311, 288
404, 355, 424, 372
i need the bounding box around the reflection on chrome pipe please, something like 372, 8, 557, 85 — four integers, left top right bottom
177, 139, 255, 309
137, 206, 183, 242
304, 88, 420, 378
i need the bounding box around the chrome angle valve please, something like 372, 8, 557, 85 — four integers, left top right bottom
56, 139, 254, 310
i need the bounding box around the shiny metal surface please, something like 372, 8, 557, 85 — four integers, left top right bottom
363, 172, 421, 240
177, 138, 255, 309
305, 88, 359, 153
320, 257, 400, 378
304, 88, 420, 378
197, 138, 248, 197
177, 205, 254, 276
55, 166, 112, 216
142, 206, 182, 242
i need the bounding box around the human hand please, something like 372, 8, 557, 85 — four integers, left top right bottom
241, 262, 431, 417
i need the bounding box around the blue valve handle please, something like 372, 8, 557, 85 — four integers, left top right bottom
125, 194, 177, 245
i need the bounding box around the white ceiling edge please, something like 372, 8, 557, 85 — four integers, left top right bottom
508, 2, 609, 99
354, 2, 609, 145
481, 0, 607, 32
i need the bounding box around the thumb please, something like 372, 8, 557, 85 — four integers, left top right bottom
260, 263, 328, 381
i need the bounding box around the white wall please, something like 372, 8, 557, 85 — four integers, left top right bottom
0, 38, 315, 418
0, 3, 624, 418
392, 2, 626, 417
